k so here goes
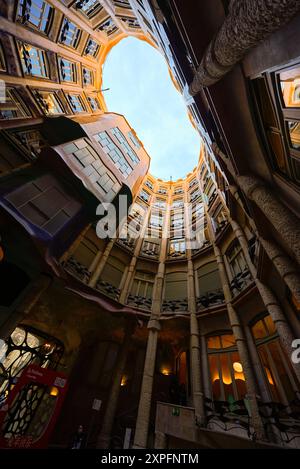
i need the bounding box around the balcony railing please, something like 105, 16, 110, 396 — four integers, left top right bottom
62, 256, 91, 282
95, 280, 120, 300
116, 236, 135, 251
230, 268, 252, 295
127, 294, 152, 311
196, 289, 224, 310
215, 219, 228, 236
162, 298, 188, 312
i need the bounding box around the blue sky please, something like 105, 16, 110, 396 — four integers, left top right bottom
102, 37, 200, 181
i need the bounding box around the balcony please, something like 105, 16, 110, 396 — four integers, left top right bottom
162, 298, 188, 312
95, 280, 120, 300
116, 236, 136, 251
215, 219, 228, 236
62, 256, 91, 283
127, 294, 152, 311
140, 241, 160, 258
230, 268, 252, 296
196, 289, 224, 310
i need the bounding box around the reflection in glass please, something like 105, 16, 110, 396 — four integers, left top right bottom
287, 121, 300, 150
280, 67, 300, 107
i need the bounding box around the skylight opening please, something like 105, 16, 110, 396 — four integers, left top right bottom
102, 37, 201, 181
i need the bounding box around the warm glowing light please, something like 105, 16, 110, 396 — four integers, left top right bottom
233, 362, 243, 373
161, 368, 171, 376
121, 376, 127, 386
0, 246, 4, 262
265, 367, 275, 385
49, 386, 59, 397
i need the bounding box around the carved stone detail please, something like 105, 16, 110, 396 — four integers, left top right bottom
189, 0, 300, 93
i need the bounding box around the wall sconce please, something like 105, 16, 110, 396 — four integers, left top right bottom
49, 386, 59, 397
121, 376, 127, 387
233, 362, 243, 373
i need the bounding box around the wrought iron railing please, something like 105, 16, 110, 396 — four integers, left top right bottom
196, 289, 225, 309
127, 294, 152, 311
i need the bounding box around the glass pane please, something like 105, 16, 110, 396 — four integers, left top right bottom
220, 353, 234, 400
267, 130, 287, 172
279, 66, 300, 107
287, 121, 300, 150
209, 354, 221, 400
221, 334, 236, 349
263, 315, 276, 336
252, 319, 268, 340
258, 345, 281, 402
207, 336, 221, 350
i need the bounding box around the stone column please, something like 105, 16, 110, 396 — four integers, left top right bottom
133, 190, 171, 448
154, 431, 167, 449
259, 237, 300, 304
97, 320, 135, 449
237, 175, 300, 266
133, 318, 161, 449
0, 274, 52, 339
189, 0, 300, 93
200, 334, 211, 401
214, 244, 265, 439
88, 239, 115, 288
213, 144, 300, 267
229, 218, 300, 381
187, 260, 206, 425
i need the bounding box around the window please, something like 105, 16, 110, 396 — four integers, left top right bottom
111, 127, 140, 165
139, 189, 150, 202
0, 88, 30, 120
59, 18, 81, 48
197, 262, 222, 296
58, 57, 77, 82
253, 64, 300, 184
0, 42, 6, 72
67, 94, 86, 113
82, 67, 94, 86
18, 43, 48, 78
97, 17, 118, 36
117, 16, 140, 29
164, 272, 187, 300
87, 96, 101, 112
169, 239, 186, 256
252, 315, 299, 404
63, 138, 121, 199
84, 38, 100, 57
7, 127, 45, 159
145, 179, 153, 190
226, 241, 247, 277
94, 131, 132, 177
128, 131, 141, 148
33, 90, 64, 115
100, 256, 125, 288
74, 0, 103, 18
112, 0, 131, 8
17, 0, 53, 34
207, 333, 246, 402
131, 271, 154, 299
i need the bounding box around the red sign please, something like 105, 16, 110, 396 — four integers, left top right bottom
0, 364, 68, 449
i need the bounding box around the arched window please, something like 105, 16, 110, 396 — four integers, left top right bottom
252, 314, 299, 404
207, 333, 246, 402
